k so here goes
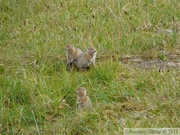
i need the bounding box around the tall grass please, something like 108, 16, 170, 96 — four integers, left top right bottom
0, 0, 179, 134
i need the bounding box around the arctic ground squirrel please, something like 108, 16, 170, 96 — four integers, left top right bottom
75, 87, 93, 110
73, 46, 97, 70
88, 46, 97, 66
65, 44, 83, 67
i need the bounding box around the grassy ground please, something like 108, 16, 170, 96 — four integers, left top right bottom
0, 0, 180, 134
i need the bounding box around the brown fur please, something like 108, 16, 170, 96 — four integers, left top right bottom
88, 46, 97, 66
65, 44, 83, 66
75, 87, 93, 110
73, 46, 97, 70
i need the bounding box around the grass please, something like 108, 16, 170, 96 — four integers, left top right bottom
0, 0, 180, 134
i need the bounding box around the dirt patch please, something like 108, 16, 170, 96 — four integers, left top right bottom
97, 54, 180, 72
120, 55, 180, 72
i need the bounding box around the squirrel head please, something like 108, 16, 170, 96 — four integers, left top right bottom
87, 46, 96, 56
65, 44, 75, 53
75, 87, 87, 97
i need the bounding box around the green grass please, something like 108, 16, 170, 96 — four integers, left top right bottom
0, 0, 180, 134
